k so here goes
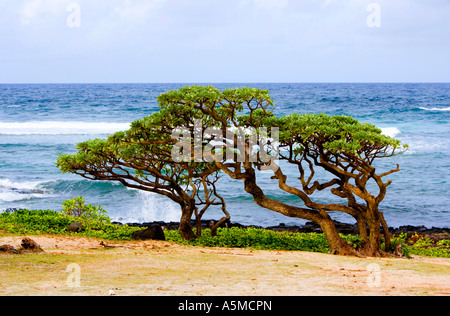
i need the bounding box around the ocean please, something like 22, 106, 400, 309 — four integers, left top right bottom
0, 83, 449, 228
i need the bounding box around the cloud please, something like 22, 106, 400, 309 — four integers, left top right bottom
113, 0, 165, 23
17, 0, 166, 30
19, 0, 66, 25
20, 0, 42, 24
252, 0, 289, 10
87, 0, 166, 45
1, 0, 448, 82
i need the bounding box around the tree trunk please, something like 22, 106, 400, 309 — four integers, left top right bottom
380, 212, 392, 253
239, 165, 396, 257
359, 207, 390, 257
210, 213, 231, 237
179, 204, 196, 241
317, 213, 359, 256
356, 216, 368, 244
242, 171, 360, 256
195, 216, 202, 238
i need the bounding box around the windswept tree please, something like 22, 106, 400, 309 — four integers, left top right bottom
57, 106, 229, 240
58, 85, 407, 256
157, 86, 408, 257
244, 112, 407, 256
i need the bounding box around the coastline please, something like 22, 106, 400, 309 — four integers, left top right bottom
3, 207, 449, 238
118, 218, 450, 236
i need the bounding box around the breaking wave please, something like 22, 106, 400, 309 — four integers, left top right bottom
0, 121, 130, 135
0, 178, 49, 202
418, 107, 450, 112
380, 127, 401, 138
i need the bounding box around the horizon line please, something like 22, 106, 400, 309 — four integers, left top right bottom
1, 81, 449, 85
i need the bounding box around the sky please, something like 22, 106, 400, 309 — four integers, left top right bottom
0, 0, 449, 83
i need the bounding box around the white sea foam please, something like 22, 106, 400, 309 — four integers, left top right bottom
0, 191, 36, 203
419, 107, 450, 111
401, 136, 449, 155
0, 178, 43, 191
380, 127, 401, 138
113, 190, 181, 223
0, 178, 49, 202
0, 121, 130, 135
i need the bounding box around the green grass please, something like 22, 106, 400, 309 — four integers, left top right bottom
1, 209, 449, 257
165, 227, 331, 253
0, 209, 140, 241
391, 233, 450, 258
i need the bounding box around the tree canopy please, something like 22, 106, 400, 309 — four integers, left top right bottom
57, 105, 228, 240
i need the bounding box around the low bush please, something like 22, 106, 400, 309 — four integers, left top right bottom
0, 209, 140, 240
165, 227, 331, 253
61, 196, 110, 223
170, 227, 331, 252
391, 233, 450, 258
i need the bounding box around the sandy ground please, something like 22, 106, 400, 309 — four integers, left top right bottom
0, 235, 449, 296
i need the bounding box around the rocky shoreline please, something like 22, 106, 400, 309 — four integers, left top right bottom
116, 218, 450, 237
3, 207, 448, 238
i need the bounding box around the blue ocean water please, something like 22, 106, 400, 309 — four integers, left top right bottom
0, 83, 449, 228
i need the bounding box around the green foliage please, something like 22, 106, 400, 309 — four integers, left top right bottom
166, 227, 330, 253
0, 209, 74, 235
390, 233, 450, 258
272, 113, 407, 155
1, 209, 449, 257
438, 239, 450, 246
157, 85, 273, 114
0, 209, 140, 241
164, 228, 449, 257
342, 234, 365, 249
61, 196, 110, 223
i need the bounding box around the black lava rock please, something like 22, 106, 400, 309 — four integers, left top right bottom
132, 225, 165, 241
66, 222, 86, 233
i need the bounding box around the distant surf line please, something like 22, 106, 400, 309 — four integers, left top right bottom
0, 121, 131, 135
418, 107, 450, 112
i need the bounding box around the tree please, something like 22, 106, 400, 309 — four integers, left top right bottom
157, 85, 408, 257
250, 112, 407, 256
58, 85, 407, 256
57, 106, 229, 240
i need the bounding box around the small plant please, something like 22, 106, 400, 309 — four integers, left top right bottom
62, 196, 110, 223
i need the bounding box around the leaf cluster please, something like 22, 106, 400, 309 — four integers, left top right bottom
61, 196, 110, 223
269, 113, 407, 156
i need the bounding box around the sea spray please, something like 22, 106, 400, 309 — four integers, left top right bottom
380, 127, 401, 138
111, 189, 181, 224
0, 178, 49, 203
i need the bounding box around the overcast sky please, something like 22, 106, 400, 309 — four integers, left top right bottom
0, 0, 449, 83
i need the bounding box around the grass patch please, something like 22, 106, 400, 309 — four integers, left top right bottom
165, 227, 331, 253
0, 209, 140, 241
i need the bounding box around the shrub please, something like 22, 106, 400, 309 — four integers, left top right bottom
165, 227, 331, 253
0, 209, 139, 240
61, 196, 110, 223
390, 233, 450, 258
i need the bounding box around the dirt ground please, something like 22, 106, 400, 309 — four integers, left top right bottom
0, 235, 449, 296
